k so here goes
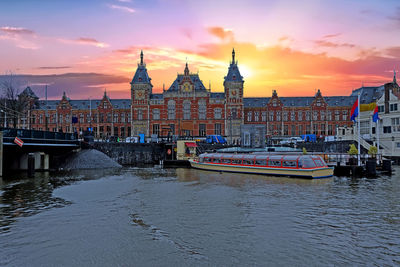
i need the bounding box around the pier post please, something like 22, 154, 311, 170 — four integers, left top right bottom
27, 153, 35, 178
0, 132, 2, 176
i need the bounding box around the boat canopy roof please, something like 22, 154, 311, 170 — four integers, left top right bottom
199, 153, 327, 168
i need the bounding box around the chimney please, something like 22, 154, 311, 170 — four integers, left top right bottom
384, 83, 393, 114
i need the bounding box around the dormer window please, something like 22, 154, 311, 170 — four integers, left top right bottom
139, 78, 142, 82
103, 102, 107, 109
232, 75, 236, 80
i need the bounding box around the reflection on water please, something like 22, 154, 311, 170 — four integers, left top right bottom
0, 167, 399, 266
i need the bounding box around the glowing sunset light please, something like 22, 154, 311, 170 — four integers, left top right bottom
0, 0, 399, 99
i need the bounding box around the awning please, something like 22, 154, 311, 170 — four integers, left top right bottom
185, 142, 197, 147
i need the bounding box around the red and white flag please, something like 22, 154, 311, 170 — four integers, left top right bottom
14, 137, 24, 147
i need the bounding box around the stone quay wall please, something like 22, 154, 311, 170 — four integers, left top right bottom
93, 142, 165, 165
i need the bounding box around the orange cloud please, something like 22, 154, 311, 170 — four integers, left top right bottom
207, 27, 234, 41
58, 37, 109, 48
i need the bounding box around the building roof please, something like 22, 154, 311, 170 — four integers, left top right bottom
244, 98, 270, 107
210, 92, 225, 99
350, 86, 384, 104
35, 98, 131, 110
167, 73, 207, 91
244, 96, 357, 108
20, 86, 39, 99
130, 51, 152, 86
150, 94, 163, 99
224, 49, 243, 82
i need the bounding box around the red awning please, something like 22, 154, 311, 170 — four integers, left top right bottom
185, 142, 197, 147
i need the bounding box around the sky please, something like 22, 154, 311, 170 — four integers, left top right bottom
0, 0, 399, 100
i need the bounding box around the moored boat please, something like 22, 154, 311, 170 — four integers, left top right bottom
189, 153, 334, 179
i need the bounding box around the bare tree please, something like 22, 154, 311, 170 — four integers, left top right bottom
0, 71, 30, 128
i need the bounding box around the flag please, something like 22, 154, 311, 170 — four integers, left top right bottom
372, 105, 380, 122
350, 99, 359, 122
14, 137, 23, 147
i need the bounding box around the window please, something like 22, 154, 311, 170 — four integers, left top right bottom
342, 110, 348, 121
335, 110, 340, 121
269, 111, 274, 121
153, 124, 160, 135
103, 102, 107, 109
268, 159, 281, 167
313, 124, 318, 134
107, 113, 112, 122
52, 114, 56, 123
321, 124, 326, 135
214, 108, 222, 119
378, 106, 384, 113
86, 113, 91, 123
313, 111, 318, 120
127, 113, 131, 123
121, 113, 125, 123
298, 111, 303, 121
306, 125, 311, 134
291, 125, 296, 136
282, 161, 296, 167
276, 111, 281, 121
199, 124, 206, 136
283, 111, 288, 121
327, 111, 332, 121
232, 159, 242, 164
168, 100, 175, 120
306, 111, 310, 121
231, 108, 237, 119
215, 123, 222, 135
243, 159, 254, 165
390, 103, 398, 111
320, 111, 325, 121
391, 118, 400, 132
183, 100, 191, 120
66, 114, 70, 124
247, 111, 252, 122
137, 109, 143, 120
99, 114, 104, 123
360, 121, 370, 135
290, 111, 295, 121
113, 113, 119, 123
255, 160, 267, 166
299, 125, 303, 135
328, 125, 333, 135
284, 125, 288, 135
221, 158, 231, 164
261, 111, 267, 122
254, 111, 259, 122
39, 115, 43, 124
153, 109, 160, 120
198, 100, 206, 119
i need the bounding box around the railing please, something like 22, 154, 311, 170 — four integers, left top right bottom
0, 127, 78, 141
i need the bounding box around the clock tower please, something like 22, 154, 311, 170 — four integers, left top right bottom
130, 50, 153, 136
224, 48, 244, 144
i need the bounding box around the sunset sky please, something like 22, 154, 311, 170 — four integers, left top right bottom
0, 0, 399, 99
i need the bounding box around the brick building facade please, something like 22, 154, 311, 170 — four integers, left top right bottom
18, 49, 359, 141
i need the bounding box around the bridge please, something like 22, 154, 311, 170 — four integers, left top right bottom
0, 128, 80, 176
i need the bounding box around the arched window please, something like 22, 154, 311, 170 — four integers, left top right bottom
198, 99, 206, 120
183, 100, 191, 120
168, 100, 175, 120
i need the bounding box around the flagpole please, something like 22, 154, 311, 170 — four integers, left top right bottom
377, 118, 380, 160
357, 93, 361, 166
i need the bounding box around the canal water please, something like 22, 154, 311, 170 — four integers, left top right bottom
0, 167, 399, 266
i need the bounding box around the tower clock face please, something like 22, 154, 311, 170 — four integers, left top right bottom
231, 89, 238, 98
135, 90, 145, 99
183, 82, 192, 92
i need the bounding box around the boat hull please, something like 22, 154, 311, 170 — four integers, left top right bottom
189, 160, 333, 179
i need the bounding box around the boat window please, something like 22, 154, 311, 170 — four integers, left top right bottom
199, 157, 204, 163
213, 157, 221, 163
255, 160, 267, 166
221, 158, 231, 164
243, 159, 254, 165
232, 159, 242, 164
282, 160, 297, 167
268, 160, 281, 167
204, 157, 211, 162
313, 159, 324, 167
300, 158, 316, 168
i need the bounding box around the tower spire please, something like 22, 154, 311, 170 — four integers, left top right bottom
394, 69, 397, 84
140, 50, 143, 65
184, 62, 189, 76
232, 48, 235, 64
